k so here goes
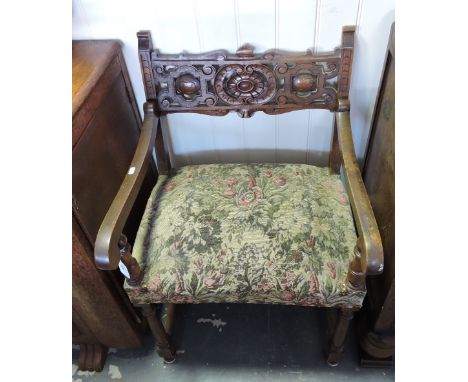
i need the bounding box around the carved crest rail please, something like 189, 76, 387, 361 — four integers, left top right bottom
138, 27, 354, 118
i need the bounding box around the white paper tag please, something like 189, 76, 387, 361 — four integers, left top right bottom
118, 260, 130, 279
128, 166, 136, 175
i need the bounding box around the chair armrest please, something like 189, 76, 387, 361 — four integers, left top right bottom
336, 104, 384, 275
94, 102, 157, 270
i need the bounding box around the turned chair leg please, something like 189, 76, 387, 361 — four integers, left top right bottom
141, 304, 176, 363
327, 308, 354, 366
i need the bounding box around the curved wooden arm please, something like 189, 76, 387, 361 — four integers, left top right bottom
336, 101, 384, 276
94, 102, 157, 270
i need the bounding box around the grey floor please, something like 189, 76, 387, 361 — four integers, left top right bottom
72, 304, 394, 381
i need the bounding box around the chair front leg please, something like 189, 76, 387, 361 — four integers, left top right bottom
327, 308, 354, 366
141, 304, 176, 363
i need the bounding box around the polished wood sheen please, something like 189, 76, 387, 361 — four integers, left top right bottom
73, 41, 120, 114
336, 102, 383, 278
94, 102, 157, 271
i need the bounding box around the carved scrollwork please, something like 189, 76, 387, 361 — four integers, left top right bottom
146, 43, 348, 116
275, 63, 289, 75
202, 65, 215, 75
138, 29, 354, 117
154, 58, 340, 114
277, 62, 339, 110
155, 64, 217, 109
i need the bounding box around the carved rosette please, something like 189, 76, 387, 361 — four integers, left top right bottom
214, 64, 277, 106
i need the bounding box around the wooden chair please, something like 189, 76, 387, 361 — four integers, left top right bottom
94, 26, 383, 366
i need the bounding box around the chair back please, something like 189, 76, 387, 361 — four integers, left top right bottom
137, 26, 354, 119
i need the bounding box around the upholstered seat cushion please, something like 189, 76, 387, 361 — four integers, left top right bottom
126, 163, 365, 308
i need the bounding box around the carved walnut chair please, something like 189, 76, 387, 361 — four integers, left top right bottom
94, 26, 383, 366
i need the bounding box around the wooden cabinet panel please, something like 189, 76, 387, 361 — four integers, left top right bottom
73, 73, 140, 242
72, 40, 157, 371
72, 217, 141, 348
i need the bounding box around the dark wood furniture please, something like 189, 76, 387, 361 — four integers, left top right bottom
93, 27, 384, 367
358, 23, 395, 367
72, 40, 156, 371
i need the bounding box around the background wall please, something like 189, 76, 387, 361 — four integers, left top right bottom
72, 0, 394, 168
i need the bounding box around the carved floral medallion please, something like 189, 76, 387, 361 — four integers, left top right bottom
214, 64, 277, 105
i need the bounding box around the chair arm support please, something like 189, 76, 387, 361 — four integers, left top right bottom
94, 102, 157, 270
336, 107, 384, 276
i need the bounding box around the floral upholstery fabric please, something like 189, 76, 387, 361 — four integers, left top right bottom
126, 164, 365, 308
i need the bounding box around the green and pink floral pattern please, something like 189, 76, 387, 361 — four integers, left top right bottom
127, 163, 365, 308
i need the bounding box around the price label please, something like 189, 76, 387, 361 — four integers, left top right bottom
118, 260, 130, 279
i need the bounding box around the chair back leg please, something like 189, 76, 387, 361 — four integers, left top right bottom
141, 304, 176, 363
327, 308, 354, 366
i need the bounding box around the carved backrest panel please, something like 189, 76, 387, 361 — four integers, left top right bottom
138, 26, 354, 118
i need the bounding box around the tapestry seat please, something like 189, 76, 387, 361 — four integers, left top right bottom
126, 163, 364, 308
